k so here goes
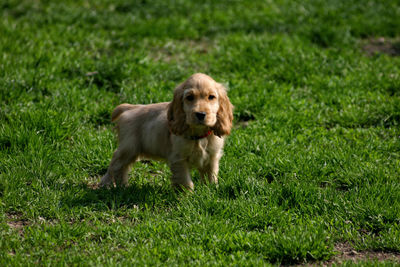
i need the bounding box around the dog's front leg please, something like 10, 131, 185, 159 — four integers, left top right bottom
200, 156, 219, 184
169, 159, 194, 191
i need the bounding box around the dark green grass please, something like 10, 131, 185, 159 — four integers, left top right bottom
1, 0, 400, 265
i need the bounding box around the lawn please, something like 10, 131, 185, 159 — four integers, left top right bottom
1, 0, 400, 265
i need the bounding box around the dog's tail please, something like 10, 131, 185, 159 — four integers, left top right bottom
111, 103, 139, 122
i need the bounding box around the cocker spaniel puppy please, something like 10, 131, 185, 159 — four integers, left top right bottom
99, 73, 233, 190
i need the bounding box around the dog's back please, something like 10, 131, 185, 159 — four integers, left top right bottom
113, 102, 172, 159
111, 104, 141, 122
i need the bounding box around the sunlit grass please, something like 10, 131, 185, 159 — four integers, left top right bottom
1, 0, 400, 265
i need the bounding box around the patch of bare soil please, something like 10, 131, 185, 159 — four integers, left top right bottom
6, 212, 30, 235
6, 220, 30, 230
363, 37, 400, 57
323, 242, 400, 266
292, 242, 400, 266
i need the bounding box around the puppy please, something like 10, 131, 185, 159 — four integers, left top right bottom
99, 73, 233, 190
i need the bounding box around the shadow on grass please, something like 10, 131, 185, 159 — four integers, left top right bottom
60, 181, 178, 211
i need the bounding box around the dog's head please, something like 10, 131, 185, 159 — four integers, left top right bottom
168, 73, 233, 137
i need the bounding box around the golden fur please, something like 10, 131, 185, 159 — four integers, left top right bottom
100, 73, 234, 190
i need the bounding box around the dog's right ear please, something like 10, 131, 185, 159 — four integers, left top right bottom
168, 82, 188, 135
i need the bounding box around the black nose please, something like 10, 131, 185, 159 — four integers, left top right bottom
195, 112, 206, 121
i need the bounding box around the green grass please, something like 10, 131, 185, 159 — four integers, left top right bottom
1, 0, 400, 265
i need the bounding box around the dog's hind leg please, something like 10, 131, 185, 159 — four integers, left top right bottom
100, 144, 139, 187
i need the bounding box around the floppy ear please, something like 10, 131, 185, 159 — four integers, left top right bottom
168, 82, 189, 135
213, 83, 234, 137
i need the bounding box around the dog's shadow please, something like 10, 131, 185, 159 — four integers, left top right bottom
60, 180, 178, 211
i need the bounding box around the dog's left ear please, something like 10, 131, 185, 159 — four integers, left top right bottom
213, 83, 234, 137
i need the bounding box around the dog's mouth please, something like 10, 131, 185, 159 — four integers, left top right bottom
194, 118, 207, 125
190, 112, 216, 127
191, 118, 215, 127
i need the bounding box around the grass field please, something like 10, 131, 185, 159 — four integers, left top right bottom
1, 0, 400, 265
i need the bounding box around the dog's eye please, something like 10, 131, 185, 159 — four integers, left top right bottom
208, 95, 216, 100
186, 95, 194, 101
